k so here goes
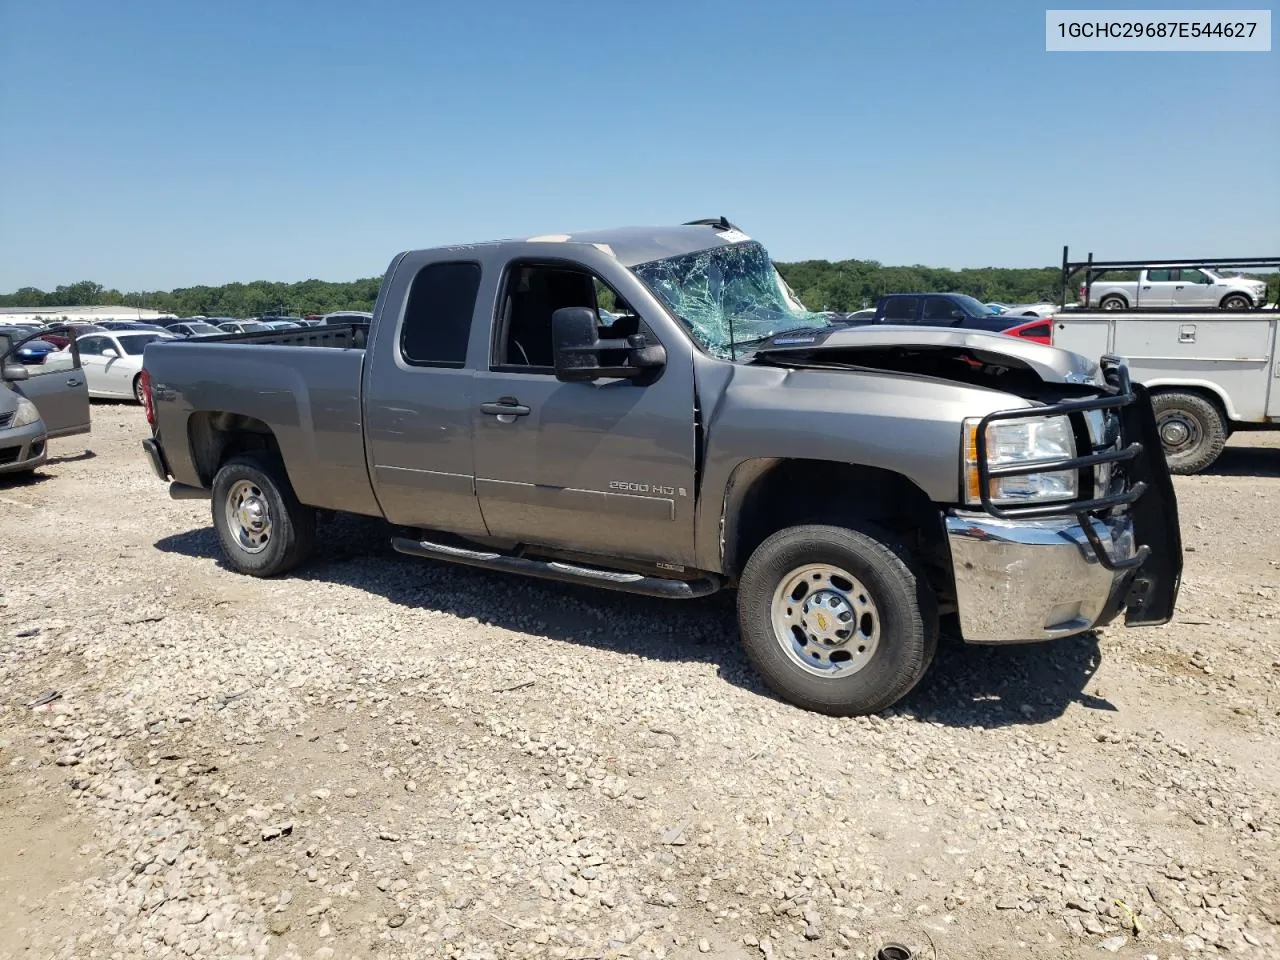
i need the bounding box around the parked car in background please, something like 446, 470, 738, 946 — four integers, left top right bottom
39, 322, 107, 349
217, 320, 273, 334
257, 315, 306, 328
99, 320, 171, 333
0, 380, 50, 475
166, 321, 223, 338
1, 328, 92, 464
319, 310, 373, 326
995, 302, 1059, 319
70, 330, 176, 402
0, 325, 58, 364
871, 293, 1038, 332
1083, 267, 1267, 310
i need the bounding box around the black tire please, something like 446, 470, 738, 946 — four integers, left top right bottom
1100, 295, 1128, 311
736, 524, 937, 716
210, 453, 315, 576
1220, 293, 1252, 311
1151, 391, 1227, 475
132, 374, 145, 405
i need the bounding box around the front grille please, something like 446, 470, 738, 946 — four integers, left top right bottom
0, 411, 13, 428
0, 445, 20, 465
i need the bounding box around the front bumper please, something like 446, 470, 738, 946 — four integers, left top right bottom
948, 357, 1182, 642
946, 512, 1137, 643
0, 421, 48, 475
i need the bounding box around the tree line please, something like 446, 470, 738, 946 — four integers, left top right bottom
4, 262, 1274, 316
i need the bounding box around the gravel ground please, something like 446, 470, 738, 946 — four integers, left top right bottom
1, 404, 1278, 960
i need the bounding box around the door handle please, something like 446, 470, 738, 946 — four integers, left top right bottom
66, 378, 82, 386
479, 398, 530, 417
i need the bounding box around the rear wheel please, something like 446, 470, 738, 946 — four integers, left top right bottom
1220, 293, 1252, 311
132, 374, 145, 405
736, 524, 937, 716
211, 453, 315, 576
1151, 391, 1227, 475
1100, 295, 1128, 311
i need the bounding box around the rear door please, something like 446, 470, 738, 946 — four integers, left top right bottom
1, 332, 90, 437
1137, 269, 1177, 307
877, 296, 919, 324
361, 256, 490, 539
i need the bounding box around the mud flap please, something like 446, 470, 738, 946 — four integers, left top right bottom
1120, 383, 1183, 625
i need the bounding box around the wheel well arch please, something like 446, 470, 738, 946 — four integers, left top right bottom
1145, 382, 1235, 424
1218, 290, 1255, 308
720, 458, 951, 593
1099, 292, 1129, 307
187, 411, 284, 487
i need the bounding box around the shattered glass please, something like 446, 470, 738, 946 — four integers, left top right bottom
631, 241, 834, 359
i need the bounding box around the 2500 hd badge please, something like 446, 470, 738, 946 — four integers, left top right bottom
609, 480, 686, 497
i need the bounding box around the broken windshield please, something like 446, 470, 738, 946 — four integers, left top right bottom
631, 240, 834, 359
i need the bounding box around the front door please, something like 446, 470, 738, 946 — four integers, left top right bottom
1171, 268, 1215, 307
2, 333, 90, 437
470, 261, 699, 566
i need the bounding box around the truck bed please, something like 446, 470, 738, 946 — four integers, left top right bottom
143, 323, 378, 516
193, 323, 368, 349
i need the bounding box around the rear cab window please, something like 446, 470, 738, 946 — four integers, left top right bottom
399, 262, 483, 367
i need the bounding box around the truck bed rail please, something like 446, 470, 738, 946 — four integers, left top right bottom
182, 323, 367, 350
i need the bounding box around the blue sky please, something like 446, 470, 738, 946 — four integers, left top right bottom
0, 0, 1275, 290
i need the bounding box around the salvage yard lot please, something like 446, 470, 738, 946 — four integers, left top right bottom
1, 406, 1277, 960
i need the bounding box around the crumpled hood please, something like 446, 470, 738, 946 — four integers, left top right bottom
753, 324, 1100, 386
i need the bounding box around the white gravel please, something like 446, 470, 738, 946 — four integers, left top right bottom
1, 405, 1277, 960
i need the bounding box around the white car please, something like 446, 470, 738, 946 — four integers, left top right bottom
64, 330, 174, 402
994, 302, 1058, 319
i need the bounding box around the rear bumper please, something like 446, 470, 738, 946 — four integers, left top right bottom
0, 422, 47, 474
946, 512, 1138, 643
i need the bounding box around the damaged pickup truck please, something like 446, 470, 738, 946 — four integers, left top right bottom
139, 219, 1182, 716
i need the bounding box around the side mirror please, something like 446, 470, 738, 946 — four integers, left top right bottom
102, 347, 119, 359
552, 307, 666, 383
2, 363, 30, 381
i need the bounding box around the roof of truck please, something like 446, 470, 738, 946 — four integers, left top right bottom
417, 220, 754, 268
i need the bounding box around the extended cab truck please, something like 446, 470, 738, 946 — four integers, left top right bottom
140, 221, 1183, 716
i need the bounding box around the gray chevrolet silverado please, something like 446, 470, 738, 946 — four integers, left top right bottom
140, 219, 1182, 716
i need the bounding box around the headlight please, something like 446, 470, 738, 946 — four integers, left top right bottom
963, 414, 1077, 506
9, 396, 42, 429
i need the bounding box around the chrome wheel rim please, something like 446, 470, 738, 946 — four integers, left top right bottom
770, 563, 880, 677
1102, 299, 1123, 310
1157, 410, 1201, 455
225, 479, 272, 554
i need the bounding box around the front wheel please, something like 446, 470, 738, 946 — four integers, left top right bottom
211, 453, 315, 576
737, 524, 937, 716
132, 375, 146, 405
1220, 293, 1252, 311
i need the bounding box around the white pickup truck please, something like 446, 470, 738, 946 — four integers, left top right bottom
1083, 266, 1269, 311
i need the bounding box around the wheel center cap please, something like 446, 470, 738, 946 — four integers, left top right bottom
238, 498, 267, 531
802, 590, 853, 646
1160, 419, 1190, 446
